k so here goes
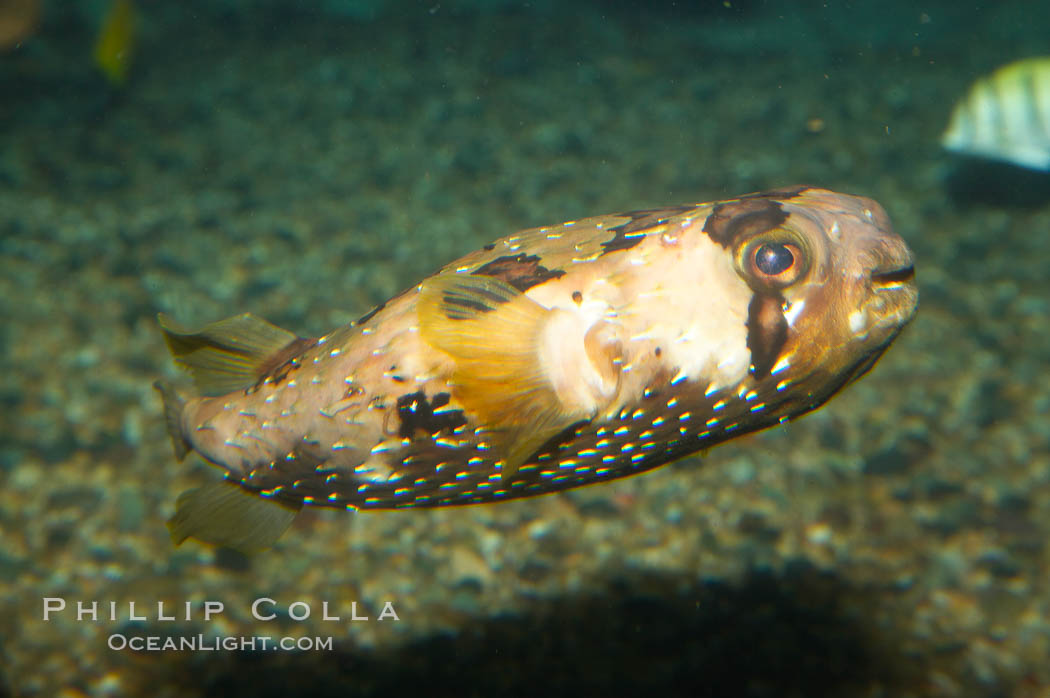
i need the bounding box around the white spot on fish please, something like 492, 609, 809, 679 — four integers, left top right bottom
770, 354, 793, 375
784, 299, 806, 326
370, 439, 400, 454
848, 309, 867, 335
828, 220, 841, 241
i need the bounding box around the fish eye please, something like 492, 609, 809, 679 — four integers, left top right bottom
754, 242, 795, 276
735, 234, 808, 290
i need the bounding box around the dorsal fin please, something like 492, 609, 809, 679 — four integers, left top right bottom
158, 313, 299, 397
418, 274, 591, 478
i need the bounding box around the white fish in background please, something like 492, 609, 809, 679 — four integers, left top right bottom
942, 57, 1050, 171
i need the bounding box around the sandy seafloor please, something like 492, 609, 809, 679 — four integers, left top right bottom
2, 1, 1050, 696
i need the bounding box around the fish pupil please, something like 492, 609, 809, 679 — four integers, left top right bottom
755, 242, 794, 275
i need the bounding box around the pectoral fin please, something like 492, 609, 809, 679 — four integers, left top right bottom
158, 312, 299, 396
417, 274, 586, 478
167, 481, 301, 553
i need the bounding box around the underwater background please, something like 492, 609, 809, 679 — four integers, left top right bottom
3, 1, 1050, 696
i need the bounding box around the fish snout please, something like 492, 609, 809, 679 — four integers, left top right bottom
864, 235, 918, 330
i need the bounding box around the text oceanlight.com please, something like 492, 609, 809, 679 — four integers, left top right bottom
107, 634, 334, 652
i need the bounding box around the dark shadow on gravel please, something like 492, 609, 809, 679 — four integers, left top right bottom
138, 561, 921, 698
945, 160, 1050, 208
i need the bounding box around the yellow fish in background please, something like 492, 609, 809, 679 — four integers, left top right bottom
94, 0, 135, 85
942, 57, 1050, 171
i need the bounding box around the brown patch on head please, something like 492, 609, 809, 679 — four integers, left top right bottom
703, 197, 789, 249
572, 290, 583, 304
600, 206, 694, 255
473, 254, 566, 292
746, 293, 788, 378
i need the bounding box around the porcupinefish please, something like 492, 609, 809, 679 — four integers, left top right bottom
156, 186, 917, 552
942, 56, 1050, 171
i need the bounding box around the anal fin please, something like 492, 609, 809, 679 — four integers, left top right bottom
418, 274, 593, 478
167, 481, 302, 554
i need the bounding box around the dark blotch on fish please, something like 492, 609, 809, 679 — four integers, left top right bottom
746, 293, 788, 377
600, 206, 693, 255
473, 254, 566, 292
355, 301, 387, 326
396, 391, 468, 438
443, 293, 497, 316
703, 198, 789, 249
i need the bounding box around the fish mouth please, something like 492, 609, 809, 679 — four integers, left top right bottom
868, 253, 918, 328
871, 263, 915, 289
843, 256, 917, 358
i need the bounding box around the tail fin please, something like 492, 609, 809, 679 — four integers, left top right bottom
153, 380, 191, 461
